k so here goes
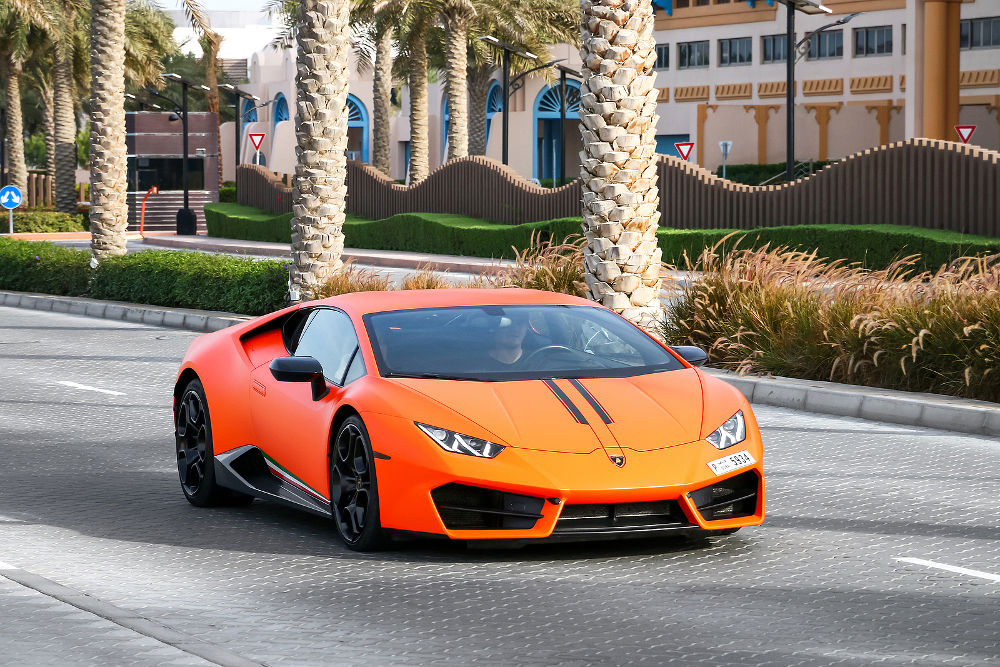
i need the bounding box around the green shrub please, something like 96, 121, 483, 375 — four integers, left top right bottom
716, 161, 832, 185
10, 210, 88, 234
89, 250, 286, 316
658, 225, 1000, 273
218, 186, 237, 203
0, 238, 90, 295
205, 203, 292, 243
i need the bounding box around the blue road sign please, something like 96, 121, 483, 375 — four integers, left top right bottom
0, 185, 23, 210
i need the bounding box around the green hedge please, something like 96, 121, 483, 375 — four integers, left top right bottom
89, 250, 286, 315
0, 238, 90, 295
657, 225, 1000, 272
10, 210, 88, 233
0, 239, 286, 315
716, 161, 832, 185
218, 186, 237, 203
205, 203, 1000, 270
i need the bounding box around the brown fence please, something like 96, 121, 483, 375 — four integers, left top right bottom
1, 172, 54, 208
236, 138, 1000, 237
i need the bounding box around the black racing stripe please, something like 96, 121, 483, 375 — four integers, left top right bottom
542, 379, 588, 424
567, 378, 613, 424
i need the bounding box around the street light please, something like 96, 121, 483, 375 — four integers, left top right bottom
221, 84, 260, 179
124, 93, 162, 111
159, 73, 210, 234
480, 36, 538, 165
555, 64, 582, 187
0, 106, 6, 187
774, 0, 831, 182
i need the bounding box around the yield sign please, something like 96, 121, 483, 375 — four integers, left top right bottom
955, 125, 976, 144
249, 133, 266, 151
674, 142, 695, 161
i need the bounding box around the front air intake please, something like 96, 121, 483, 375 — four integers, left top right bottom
688, 470, 760, 522
431, 483, 544, 530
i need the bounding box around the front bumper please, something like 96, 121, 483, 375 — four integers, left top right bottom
365, 413, 765, 541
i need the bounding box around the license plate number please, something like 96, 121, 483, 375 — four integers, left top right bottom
707, 449, 756, 476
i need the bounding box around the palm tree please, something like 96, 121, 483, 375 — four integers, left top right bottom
393, 0, 434, 182
439, 0, 474, 161
578, 0, 662, 331
289, 0, 353, 301
371, 23, 393, 175
464, 0, 578, 156
89, 0, 129, 258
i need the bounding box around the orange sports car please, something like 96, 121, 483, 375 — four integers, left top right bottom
174, 289, 764, 550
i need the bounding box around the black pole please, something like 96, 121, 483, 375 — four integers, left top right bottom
785, 4, 795, 182
502, 50, 510, 165
182, 84, 189, 210
234, 94, 241, 182
559, 70, 567, 187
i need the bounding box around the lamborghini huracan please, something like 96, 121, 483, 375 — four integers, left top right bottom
174, 289, 764, 550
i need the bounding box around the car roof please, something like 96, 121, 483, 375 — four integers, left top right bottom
314, 289, 600, 317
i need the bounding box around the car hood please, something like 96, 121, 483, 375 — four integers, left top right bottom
390, 369, 704, 453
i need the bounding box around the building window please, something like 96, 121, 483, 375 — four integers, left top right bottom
808, 29, 843, 60
761, 34, 788, 63
854, 26, 893, 56
678, 40, 710, 68
960, 16, 1000, 49
902, 24, 906, 55
719, 37, 752, 66
655, 44, 670, 69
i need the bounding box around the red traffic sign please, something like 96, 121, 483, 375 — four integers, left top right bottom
955, 125, 976, 144
249, 133, 266, 151
675, 142, 695, 161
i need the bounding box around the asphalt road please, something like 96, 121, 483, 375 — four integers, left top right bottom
0, 306, 997, 667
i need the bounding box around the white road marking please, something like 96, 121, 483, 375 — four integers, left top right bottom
55, 381, 125, 396
895, 557, 1000, 583
0, 560, 16, 569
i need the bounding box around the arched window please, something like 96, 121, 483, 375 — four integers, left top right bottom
273, 93, 290, 131
242, 98, 258, 122
532, 79, 581, 182
485, 81, 503, 145
441, 96, 450, 156
346, 94, 369, 163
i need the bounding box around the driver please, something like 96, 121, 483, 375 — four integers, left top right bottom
487, 314, 530, 365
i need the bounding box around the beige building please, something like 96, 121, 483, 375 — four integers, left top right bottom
222, 0, 1000, 184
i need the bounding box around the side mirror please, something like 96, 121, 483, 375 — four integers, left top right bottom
670, 345, 708, 367
269, 356, 329, 401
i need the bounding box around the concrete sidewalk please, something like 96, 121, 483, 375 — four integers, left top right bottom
141, 234, 515, 275
2, 289, 997, 438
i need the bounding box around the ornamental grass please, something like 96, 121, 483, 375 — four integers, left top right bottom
662, 238, 1000, 403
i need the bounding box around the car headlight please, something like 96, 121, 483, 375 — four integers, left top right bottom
706, 411, 746, 450
415, 423, 506, 458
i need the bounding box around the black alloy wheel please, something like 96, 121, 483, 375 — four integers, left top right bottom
174, 379, 252, 507
330, 416, 385, 550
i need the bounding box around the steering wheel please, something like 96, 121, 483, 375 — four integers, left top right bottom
521, 345, 578, 365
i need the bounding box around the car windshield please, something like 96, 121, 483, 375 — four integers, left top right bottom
363, 305, 685, 381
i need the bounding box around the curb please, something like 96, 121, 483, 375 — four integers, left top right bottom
707, 369, 1000, 439
3, 290, 997, 438
140, 237, 510, 275
0, 290, 248, 333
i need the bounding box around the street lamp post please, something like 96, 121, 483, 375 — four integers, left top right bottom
775, 1, 831, 182
0, 106, 6, 187
159, 73, 210, 234
556, 64, 582, 187
479, 36, 538, 165
221, 84, 260, 182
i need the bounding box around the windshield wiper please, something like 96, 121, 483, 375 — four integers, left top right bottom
390, 372, 464, 380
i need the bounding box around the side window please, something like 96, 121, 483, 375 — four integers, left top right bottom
294, 309, 361, 385
342, 348, 366, 385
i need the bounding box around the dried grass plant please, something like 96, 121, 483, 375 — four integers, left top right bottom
662, 236, 1000, 402
489, 231, 587, 297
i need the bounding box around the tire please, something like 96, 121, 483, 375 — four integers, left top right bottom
175, 379, 253, 507
329, 415, 386, 551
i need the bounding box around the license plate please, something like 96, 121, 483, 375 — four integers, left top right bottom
707, 449, 756, 476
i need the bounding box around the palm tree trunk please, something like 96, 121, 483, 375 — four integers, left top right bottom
53, 46, 77, 214
203, 34, 225, 190
89, 0, 130, 258
467, 66, 492, 156
4, 54, 28, 194
442, 12, 471, 161
372, 25, 392, 176
42, 83, 56, 202
579, 0, 662, 332
289, 0, 351, 301
406, 18, 429, 182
